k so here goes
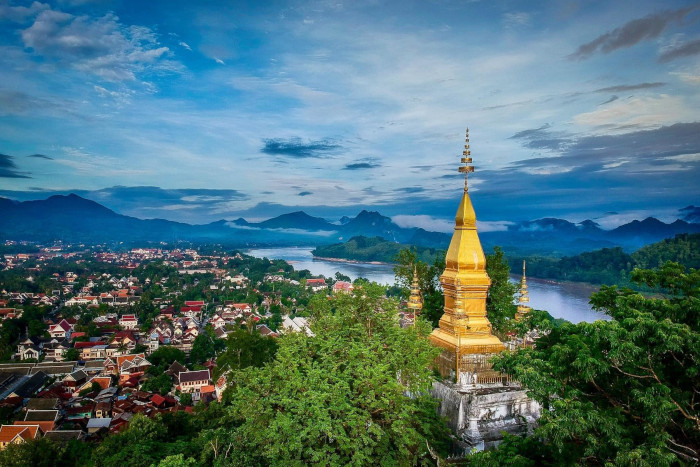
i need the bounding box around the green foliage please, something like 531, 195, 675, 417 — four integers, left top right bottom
485, 246, 518, 336
393, 247, 446, 328
219, 283, 451, 465
488, 262, 700, 465
214, 327, 278, 378
156, 454, 197, 466
314, 235, 442, 263
141, 373, 174, 395
63, 348, 80, 361
179, 392, 192, 407
189, 325, 225, 365
515, 233, 700, 286
631, 233, 700, 269
149, 346, 187, 370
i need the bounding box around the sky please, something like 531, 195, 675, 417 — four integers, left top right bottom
1, 0, 699, 232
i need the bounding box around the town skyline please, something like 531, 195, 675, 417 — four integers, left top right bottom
1, 0, 700, 230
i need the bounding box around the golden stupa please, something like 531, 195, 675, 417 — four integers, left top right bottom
430, 129, 505, 379
516, 261, 530, 320
406, 267, 423, 324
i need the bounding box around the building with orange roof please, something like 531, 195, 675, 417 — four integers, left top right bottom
0, 424, 41, 450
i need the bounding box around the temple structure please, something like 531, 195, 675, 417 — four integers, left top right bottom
430, 130, 540, 452
429, 129, 505, 383
406, 268, 423, 325
516, 261, 530, 321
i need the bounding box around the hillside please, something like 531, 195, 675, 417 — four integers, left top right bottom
512, 233, 700, 285
312, 236, 443, 264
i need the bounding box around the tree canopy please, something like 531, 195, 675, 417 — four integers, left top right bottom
218, 283, 451, 465
482, 262, 700, 465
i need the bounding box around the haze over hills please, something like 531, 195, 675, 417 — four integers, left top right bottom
1, 194, 699, 256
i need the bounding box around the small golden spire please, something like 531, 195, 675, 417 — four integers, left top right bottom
458, 128, 474, 192
407, 266, 423, 325
516, 260, 530, 320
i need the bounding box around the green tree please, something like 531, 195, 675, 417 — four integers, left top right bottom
63, 348, 80, 361
189, 326, 224, 365
214, 327, 278, 378
487, 262, 700, 465
216, 283, 451, 465
393, 247, 446, 328
149, 346, 187, 370
485, 246, 518, 336
179, 392, 192, 407
141, 373, 173, 395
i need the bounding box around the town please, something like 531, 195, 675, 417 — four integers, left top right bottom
0, 242, 370, 446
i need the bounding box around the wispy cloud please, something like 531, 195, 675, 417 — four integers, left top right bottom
178, 41, 192, 51
343, 158, 381, 170
0, 154, 31, 178
570, 7, 697, 60
594, 82, 665, 93
27, 153, 53, 160
659, 37, 700, 63
261, 137, 341, 158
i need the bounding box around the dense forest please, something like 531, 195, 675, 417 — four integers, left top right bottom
312, 235, 442, 263
512, 233, 700, 285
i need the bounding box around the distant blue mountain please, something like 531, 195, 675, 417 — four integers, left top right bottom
1, 194, 698, 255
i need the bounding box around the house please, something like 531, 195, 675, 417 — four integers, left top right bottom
0, 372, 46, 400
43, 339, 69, 361
63, 370, 88, 394
48, 319, 73, 339
178, 370, 211, 394
281, 316, 314, 337
25, 398, 58, 411
333, 281, 354, 293
86, 417, 111, 434
18, 409, 59, 433
305, 278, 327, 293
256, 324, 278, 337
118, 314, 138, 330
43, 430, 84, 443
115, 354, 151, 383
95, 401, 111, 418
0, 424, 41, 449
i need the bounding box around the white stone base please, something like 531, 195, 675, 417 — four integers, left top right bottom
432, 380, 540, 452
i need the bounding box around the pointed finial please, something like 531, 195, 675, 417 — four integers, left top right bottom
458, 128, 474, 191
522, 260, 526, 278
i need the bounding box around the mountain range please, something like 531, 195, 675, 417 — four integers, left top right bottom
1, 194, 699, 256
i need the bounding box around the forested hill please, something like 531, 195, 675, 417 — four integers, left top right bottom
312, 236, 442, 263
513, 233, 700, 285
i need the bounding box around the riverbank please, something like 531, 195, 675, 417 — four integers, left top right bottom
311, 255, 393, 266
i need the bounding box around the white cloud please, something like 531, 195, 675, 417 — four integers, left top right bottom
0, 1, 49, 23
214, 57, 225, 65
392, 214, 453, 233
477, 220, 514, 232
178, 41, 192, 51
20, 8, 180, 82
661, 152, 700, 162
573, 95, 695, 132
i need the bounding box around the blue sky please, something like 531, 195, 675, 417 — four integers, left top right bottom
1, 0, 699, 231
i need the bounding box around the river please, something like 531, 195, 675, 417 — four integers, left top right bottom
246, 247, 610, 324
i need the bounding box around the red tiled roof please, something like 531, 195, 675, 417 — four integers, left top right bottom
0, 424, 40, 443
150, 394, 166, 406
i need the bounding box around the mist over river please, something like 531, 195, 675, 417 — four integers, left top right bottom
246, 247, 609, 324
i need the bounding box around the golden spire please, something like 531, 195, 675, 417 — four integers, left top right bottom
406, 266, 423, 325
459, 128, 474, 192
516, 260, 530, 320
430, 129, 504, 376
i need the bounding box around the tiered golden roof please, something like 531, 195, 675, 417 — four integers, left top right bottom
430, 129, 505, 378
406, 268, 423, 324
516, 260, 530, 320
